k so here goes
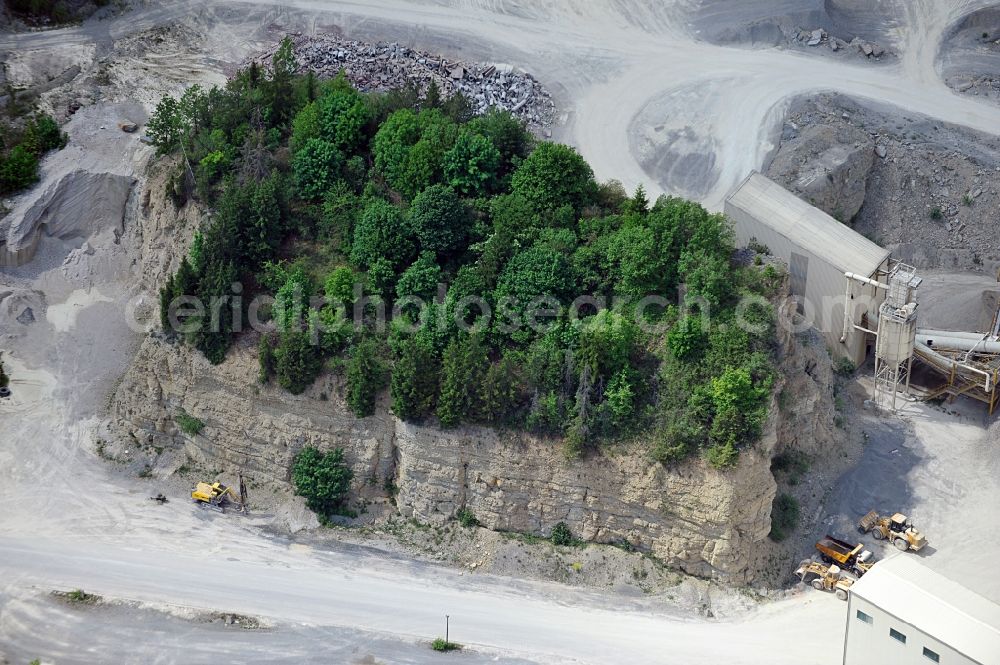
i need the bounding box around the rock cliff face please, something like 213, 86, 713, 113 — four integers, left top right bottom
113, 337, 743, 581
108, 154, 837, 585
111, 317, 835, 584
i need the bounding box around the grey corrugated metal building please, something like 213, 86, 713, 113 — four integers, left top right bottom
725, 172, 891, 366
843, 555, 1000, 665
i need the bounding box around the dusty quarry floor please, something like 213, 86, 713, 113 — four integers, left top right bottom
2, 1, 1000, 663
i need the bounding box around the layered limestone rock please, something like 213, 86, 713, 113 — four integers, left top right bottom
110, 311, 834, 583
392, 419, 776, 580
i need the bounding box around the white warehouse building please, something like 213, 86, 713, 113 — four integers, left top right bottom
725, 172, 891, 367
843, 555, 1000, 665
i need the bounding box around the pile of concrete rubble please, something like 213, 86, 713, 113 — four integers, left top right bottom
796, 28, 887, 58
246, 34, 556, 132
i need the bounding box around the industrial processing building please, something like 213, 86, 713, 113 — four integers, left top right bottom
725, 172, 890, 368
727, 171, 999, 414
843, 555, 1000, 665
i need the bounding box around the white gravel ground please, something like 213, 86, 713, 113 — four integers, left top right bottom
2, 1, 1000, 663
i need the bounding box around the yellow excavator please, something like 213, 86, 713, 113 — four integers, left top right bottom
191, 474, 247, 514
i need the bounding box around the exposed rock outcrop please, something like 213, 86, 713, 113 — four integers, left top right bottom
126, 156, 205, 292
766, 123, 873, 222
106, 123, 838, 586
109, 305, 836, 584
767, 93, 1000, 274
113, 335, 765, 582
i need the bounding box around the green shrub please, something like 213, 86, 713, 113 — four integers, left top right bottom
325, 266, 357, 306
175, 410, 204, 436
456, 507, 479, 528
667, 315, 706, 361
526, 390, 563, 434
768, 493, 800, 542
929, 206, 943, 220
834, 357, 856, 377
61, 589, 101, 604
23, 113, 68, 154
705, 440, 739, 469
0, 145, 40, 194
292, 446, 353, 517
431, 638, 462, 652
551, 521, 575, 546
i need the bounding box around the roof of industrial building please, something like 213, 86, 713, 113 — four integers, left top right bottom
849, 555, 1000, 664
726, 172, 890, 277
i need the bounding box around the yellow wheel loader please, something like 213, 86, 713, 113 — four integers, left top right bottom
858, 510, 927, 552
795, 560, 854, 600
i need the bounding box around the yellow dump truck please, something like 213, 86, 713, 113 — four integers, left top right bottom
858, 510, 927, 552
815, 535, 875, 577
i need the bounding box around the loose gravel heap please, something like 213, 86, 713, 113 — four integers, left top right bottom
246, 34, 557, 132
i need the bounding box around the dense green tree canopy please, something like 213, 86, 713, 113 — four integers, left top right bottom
351, 199, 414, 271
396, 252, 444, 304
151, 44, 776, 470
315, 74, 372, 153
443, 129, 501, 197
467, 107, 533, 181
292, 138, 343, 201
407, 184, 471, 260
510, 142, 597, 215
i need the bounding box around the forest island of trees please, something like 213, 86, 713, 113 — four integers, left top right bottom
151, 38, 782, 468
